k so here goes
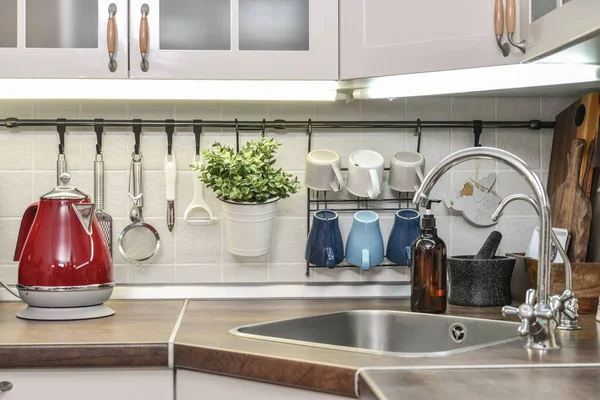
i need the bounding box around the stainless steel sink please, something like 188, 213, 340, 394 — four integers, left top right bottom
231, 310, 520, 357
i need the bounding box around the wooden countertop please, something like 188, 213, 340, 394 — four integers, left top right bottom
0, 298, 598, 398
359, 367, 600, 400
0, 300, 185, 368
174, 299, 600, 397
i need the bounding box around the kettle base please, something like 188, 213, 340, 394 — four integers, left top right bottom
17, 304, 115, 321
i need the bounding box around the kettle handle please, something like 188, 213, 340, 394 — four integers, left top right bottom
14, 202, 39, 261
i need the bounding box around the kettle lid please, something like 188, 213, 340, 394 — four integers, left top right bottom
41, 173, 88, 200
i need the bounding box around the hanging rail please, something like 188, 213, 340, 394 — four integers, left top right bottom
2, 118, 554, 130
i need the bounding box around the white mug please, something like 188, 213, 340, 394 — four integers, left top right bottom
389, 151, 425, 192
347, 150, 384, 199
305, 149, 345, 192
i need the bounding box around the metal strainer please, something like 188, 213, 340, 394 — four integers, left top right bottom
118, 151, 160, 266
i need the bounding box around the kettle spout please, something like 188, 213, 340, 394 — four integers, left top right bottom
14, 202, 39, 261
73, 203, 96, 235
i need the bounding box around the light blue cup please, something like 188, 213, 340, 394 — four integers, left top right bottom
345, 210, 384, 271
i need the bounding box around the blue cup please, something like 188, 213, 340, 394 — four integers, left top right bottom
305, 210, 344, 268
345, 211, 384, 271
386, 209, 421, 266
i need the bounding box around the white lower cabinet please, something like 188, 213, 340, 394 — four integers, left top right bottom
176, 369, 345, 400
0, 368, 173, 400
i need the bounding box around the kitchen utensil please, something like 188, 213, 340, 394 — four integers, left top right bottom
119, 151, 161, 266
548, 93, 599, 199
305, 210, 344, 268
388, 151, 425, 192
12, 173, 114, 320
118, 123, 160, 266
448, 255, 516, 307
474, 231, 502, 260
346, 150, 384, 199
550, 139, 593, 262
165, 120, 177, 232
304, 149, 344, 192
94, 120, 113, 257
345, 210, 384, 271
386, 209, 420, 266
56, 119, 67, 186
184, 122, 213, 223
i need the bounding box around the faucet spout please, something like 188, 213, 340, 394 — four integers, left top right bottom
414, 147, 558, 349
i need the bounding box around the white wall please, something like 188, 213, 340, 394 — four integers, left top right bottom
0, 96, 574, 285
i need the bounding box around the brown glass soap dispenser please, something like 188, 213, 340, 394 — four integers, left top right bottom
410, 200, 447, 314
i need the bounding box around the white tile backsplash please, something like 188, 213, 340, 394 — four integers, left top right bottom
0, 96, 573, 285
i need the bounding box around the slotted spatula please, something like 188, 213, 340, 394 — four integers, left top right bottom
94, 120, 113, 257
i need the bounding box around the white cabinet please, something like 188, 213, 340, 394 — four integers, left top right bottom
128, 0, 338, 80
176, 369, 345, 400
340, 0, 522, 80
520, 0, 600, 63
0, 0, 129, 79
0, 368, 172, 400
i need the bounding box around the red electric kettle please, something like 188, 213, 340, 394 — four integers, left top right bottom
12, 174, 114, 320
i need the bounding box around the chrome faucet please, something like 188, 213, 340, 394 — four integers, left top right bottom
413, 147, 560, 350
492, 194, 581, 331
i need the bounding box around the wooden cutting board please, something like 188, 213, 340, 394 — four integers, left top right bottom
550, 139, 593, 263
547, 93, 600, 200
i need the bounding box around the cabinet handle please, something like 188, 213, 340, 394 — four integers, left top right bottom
107, 3, 118, 72
140, 4, 150, 72
0, 381, 12, 392
506, 0, 526, 54
494, 0, 510, 56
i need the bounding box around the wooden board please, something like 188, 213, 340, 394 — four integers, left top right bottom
547, 93, 600, 199
509, 253, 600, 313
550, 139, 593, 262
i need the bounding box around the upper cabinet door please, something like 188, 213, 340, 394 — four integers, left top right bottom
340, 0, 523, 80
128, 0, 338, 80
520, 0, 600, 62
0, 0, 129, 79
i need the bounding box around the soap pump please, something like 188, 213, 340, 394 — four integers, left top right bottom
410, 200, 447, 314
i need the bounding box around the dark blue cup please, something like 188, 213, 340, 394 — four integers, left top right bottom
386, 209, 421, 266
305, 210, 344, 268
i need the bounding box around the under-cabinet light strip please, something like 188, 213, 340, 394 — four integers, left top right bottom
0, 79, 341, 101
352, 64, 600, 99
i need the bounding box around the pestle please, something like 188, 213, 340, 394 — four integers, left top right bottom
474, 231, 503, 260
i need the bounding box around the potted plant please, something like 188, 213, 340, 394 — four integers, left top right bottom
196, 137, 300, 257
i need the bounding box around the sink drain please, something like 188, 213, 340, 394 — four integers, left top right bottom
449, 323, 467, 343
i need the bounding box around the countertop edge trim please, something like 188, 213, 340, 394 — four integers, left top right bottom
168, 299, 189, 369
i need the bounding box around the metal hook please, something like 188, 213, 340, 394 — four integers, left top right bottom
94, 118, 104, 154
132, 119, 142, 154
235, 119, 240, 152
415, 118, 422, 153
165, 119, 175, 156
56, 118, 66, 154
473, 120, 483, 147
261, 118, 266, 138
306, 118, 313, 152
192, 119, 202, 156
508, 33, 526, 54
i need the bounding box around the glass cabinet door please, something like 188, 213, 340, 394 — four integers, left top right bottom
0, 0, 18, 48
129, 0, 338, 80
0, 0, 128, 78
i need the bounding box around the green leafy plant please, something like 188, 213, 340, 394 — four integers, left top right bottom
195, 137, 300, 203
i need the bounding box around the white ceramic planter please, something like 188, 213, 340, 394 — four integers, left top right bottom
221, 198, 278, 257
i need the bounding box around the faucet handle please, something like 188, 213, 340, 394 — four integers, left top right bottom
502, 289, 553, 337
551, 289, 581, 330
